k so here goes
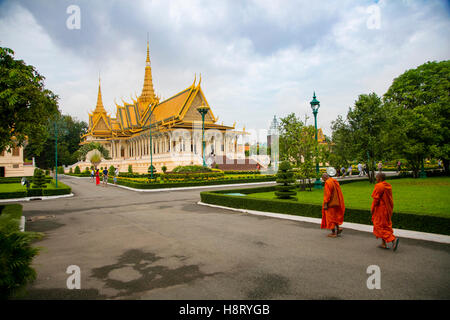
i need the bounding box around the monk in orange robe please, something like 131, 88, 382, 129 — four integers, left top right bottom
371, 173, 399, 251
321, 173, 345, 237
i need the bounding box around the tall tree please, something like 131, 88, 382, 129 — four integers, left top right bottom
331, 93, 389, 183
383, 60, 450, 175
0, 47, 59, 152
279, 113, 318, 178
25, 114, 88, 169
77, 142, 110, 162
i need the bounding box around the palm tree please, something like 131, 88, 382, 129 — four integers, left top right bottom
86, 149, 102, 169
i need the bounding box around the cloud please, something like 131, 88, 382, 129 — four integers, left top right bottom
0, 0, 449, 140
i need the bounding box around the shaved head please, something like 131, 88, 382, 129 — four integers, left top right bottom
322, 173, 330, 181
376, 172, 386, 181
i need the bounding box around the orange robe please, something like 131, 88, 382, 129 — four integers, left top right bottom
371, 181, 395, 243
321, 178, 345, 229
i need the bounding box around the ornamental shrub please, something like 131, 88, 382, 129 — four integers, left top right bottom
109, 165, 116, 176
161, 166, 167, 173
74, 166, 81, 174
173, 165, 211, 173
128, 165, 133, 173
275, 161, 296, 200
148, 165, 157, 174
32, 169, 47, 189
0, 205, 41, 299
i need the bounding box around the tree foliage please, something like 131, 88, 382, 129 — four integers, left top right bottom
25, 114, 88, 169
77, 142, 110, 161
383, 60, 450, 176
0, 47, 59, 152
279, 113, 318, 178
330, 93, 389, 183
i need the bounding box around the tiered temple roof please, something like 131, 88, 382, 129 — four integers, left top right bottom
83, 41, 234, 144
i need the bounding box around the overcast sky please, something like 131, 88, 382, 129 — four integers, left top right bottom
0, 0, 449, 139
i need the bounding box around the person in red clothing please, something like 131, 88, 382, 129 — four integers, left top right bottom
321, 173, 345, 237
95, 168, 100, 186
371, 173, 399, 251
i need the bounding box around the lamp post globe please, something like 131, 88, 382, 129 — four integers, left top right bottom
310, 92, 322, 189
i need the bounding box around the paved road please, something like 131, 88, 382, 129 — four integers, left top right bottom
11, 176, 450, 299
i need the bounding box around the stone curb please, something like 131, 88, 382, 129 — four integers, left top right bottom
197, 201, 450, 244
0, 193, 75, 203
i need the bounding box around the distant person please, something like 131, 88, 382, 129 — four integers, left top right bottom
340, 166, 346, 177
378, 161, 383, 173
95, 169, 100, 186
347, 165, 353, 177
363, 163, 368, 176
396, 161, 402, 173
438, 160, 442, 169
357, 163, 363, 176
114, 167, 119, 185
321, 173, 345, 237
91, 169, 95, 181
371, 173, 399, 251
102, 168, 108, 187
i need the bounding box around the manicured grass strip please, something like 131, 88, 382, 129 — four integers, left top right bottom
0, 181, 71, 199
246, 177, 450, 218
200, 180, 450, 236
0, 204, 23, 231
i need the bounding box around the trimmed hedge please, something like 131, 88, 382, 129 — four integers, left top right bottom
114, 176, 276, 189
223, 170, 261, 175
0, 191, 27, 200
200, 186, 450, 236
65, 172, 91, 177
0, 182, 71, 199
0, 176, 52, 184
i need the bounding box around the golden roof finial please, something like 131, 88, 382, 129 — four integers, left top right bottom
94, 75, 106, 113
138, 36, 157, 113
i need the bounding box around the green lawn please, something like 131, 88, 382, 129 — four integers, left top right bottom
0, 182, 68, 192
247, 177, 450, 218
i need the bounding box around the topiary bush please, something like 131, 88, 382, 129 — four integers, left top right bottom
74, 166, 81, 174
32, 169, 47, 189
109, 165, 116, 176
275, 161, 297, 200
148, 165, 157, 175
161, 166, 167, 173
172, 165, 212, 173
128, 164, 133, 173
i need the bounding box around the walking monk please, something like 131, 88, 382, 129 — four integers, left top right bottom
371, 173, 399, 251
321, 173, 345, 237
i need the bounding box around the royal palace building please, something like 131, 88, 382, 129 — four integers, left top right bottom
73, 41, 249, 173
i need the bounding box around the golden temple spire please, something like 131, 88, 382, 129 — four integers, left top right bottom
138, 37, 157, 111
94, 76, 106, 113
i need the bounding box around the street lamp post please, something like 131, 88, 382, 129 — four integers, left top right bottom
419, 158, 427, 178
310, 92, 322, 189
148, 105, 158, 180
54, 121, 58, 188
197, 105, 210, 167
